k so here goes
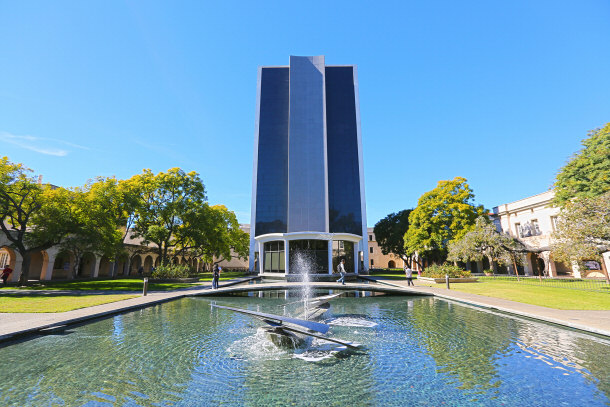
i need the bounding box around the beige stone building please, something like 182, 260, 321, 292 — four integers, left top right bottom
366, 227, 406, 270
0, 224, 250, 283
492, 190, 609, 278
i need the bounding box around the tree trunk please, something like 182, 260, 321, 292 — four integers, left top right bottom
72, 256, 81, 280
18, 251, 32, 286
486, 255, 495, 275
600, 255, 610, 285
511, 255, 520, 282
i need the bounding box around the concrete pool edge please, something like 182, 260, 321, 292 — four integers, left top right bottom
0, 278, 608, 343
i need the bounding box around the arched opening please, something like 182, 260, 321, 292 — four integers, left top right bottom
154, 257, 161, 268
52, 251, 74, 280
98, 256, 113, 278
79, 253, 96, 278
172, 257, 179, 265
535, 256, 545, 276
130, 255, 142, 275
469, 261, 478, 273
143, 255, 153, 274
388, 260, 396, 268
482, 257, 491, 271
0, 246, 17, 282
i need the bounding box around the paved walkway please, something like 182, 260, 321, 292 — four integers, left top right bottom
1, 277, 609, 342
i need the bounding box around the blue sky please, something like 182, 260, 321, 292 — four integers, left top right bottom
1, 1, 609, 226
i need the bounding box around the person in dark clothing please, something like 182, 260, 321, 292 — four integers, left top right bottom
212, 264, 220, 289
1, 265, 13, 284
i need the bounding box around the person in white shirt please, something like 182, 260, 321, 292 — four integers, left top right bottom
404, 264, 414, 286
336, 259, 346, 285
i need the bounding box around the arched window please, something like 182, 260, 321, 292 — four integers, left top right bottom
388, 260, 396, 268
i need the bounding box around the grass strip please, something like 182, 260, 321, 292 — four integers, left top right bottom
1, 272, 249, 291
0, 294, 138, 313
443, 281, 610, 310
1, 279, 195, 291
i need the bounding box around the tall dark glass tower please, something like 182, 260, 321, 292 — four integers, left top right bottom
249, 56, 368, 275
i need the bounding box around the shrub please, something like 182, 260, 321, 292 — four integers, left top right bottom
421, 264, 471, 278
151, 264, 190, 279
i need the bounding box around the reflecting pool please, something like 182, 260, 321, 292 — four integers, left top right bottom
0, 290, 609, 406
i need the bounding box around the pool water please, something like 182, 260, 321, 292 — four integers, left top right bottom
0, 290, 608, 406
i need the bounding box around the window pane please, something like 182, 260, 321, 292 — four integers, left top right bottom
264, 252, 271, 271
272, 252, 279, 271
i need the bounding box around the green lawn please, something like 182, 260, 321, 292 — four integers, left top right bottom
369, 270, 410, 280
439, 280, 610, 310
1, 272, 250, 292
0, 294, 138, 313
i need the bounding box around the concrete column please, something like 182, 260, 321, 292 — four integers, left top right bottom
328, 240, 333, 274
92, 256, 101, 278
571, 261, 582, 279
284, 239, 290, 275
9, 252, 23, 283
540, 251, 557, 277
41, 249, 59, 281
602, 252, 610, 276
476, 261, 484, 274
258, 241, 264, 274
353, 242, 359, 275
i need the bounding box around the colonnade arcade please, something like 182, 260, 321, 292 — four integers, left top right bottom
0, 244, 206, 283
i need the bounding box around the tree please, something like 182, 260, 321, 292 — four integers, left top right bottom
552, 192, 610, 283
0, 157, 71, 284
404, 177, 486, 265
183, 205, 249, 267
373, 209, 413, 266
448, 216, 527, 278
554, 123, 610, 206
56, 177, 136, 279
126, 168, 207, 266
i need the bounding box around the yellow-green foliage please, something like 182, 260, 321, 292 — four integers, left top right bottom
404, 177, 486, 261
554, 122, 610, 205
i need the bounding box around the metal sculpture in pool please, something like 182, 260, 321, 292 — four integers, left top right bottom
212, 293, 359, 350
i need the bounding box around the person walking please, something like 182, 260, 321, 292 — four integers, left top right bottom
336, 259, 346, 285
404, 264, 414, 286
212, 264, 220, 289
1, 265, 13, 284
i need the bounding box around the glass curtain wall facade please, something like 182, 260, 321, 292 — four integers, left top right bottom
326, 67, 363, 235
263, 241, 285, 273
289, 240, 329, 273
250, 56, 368, 275
332, 240, 355, 274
